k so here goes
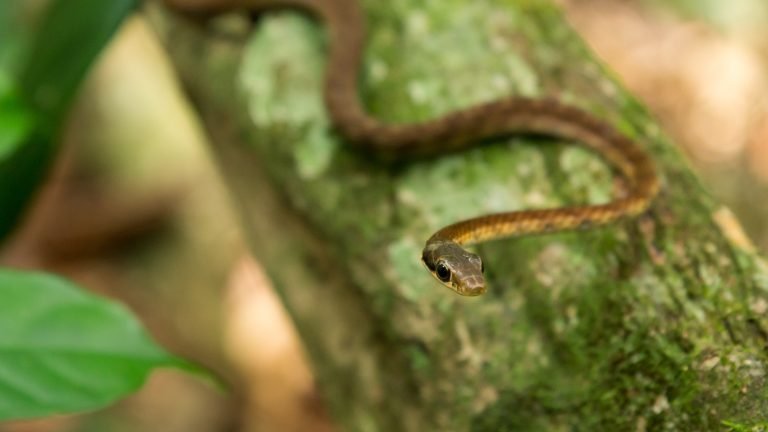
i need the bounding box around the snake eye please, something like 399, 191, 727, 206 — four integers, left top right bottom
436, 262, 451, 282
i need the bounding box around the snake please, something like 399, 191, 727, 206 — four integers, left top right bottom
168, 0, 661, 296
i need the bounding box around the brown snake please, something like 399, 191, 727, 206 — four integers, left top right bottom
170, 0, 661, 296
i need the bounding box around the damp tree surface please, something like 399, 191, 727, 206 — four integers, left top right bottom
152, 0, 768, 430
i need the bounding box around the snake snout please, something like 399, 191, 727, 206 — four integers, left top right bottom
457, 275, 486, 296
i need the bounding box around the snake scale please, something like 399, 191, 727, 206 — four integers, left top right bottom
169, 0, 661, 296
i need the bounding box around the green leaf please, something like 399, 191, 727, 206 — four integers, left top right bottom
0, 72, 35, 160
19, 0, 138, 129
0, 0, 137, 242
0, 269, 182, 421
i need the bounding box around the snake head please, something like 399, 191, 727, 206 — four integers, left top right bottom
422, 239, 485, 296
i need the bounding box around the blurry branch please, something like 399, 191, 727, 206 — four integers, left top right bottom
152, 0, 768, 430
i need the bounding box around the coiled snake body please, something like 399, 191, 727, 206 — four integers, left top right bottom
172, 0, 660, 296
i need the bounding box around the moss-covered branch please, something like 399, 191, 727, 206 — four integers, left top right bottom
151, 0, 768, 430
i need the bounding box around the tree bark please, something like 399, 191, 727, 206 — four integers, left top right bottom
149, 0, 768, 430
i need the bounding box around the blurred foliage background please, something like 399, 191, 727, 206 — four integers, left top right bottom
0, 0, 767, 431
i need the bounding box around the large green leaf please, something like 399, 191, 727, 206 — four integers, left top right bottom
0, 269, 183, 421
0, 0, 137, 241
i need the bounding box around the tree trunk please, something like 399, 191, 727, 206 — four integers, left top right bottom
149, 0, 768, 430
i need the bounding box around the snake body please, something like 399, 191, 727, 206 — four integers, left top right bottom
173, 0, 660, 296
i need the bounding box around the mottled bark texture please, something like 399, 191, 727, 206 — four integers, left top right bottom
150, 0, 768, 430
